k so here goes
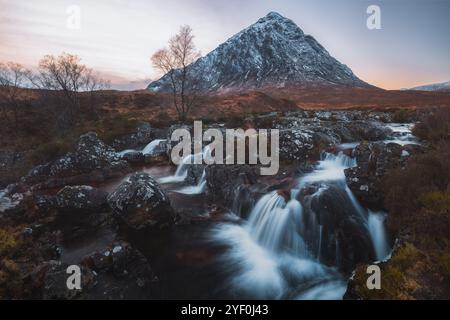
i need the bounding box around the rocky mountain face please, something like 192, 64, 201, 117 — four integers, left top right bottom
148, 12, 370, 93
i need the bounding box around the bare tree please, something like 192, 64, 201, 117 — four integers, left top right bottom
32, 52, 109, 131
82, 68, 110, 118
151, 25, 201, 121
0, 62, 32, 128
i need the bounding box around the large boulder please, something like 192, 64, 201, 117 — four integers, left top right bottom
23, 132, 131, 188
301, 186, 374, 272
107, 173, 175, 231
205, 164, 259, 208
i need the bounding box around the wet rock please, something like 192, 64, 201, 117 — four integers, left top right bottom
107, 172, 175, 231
56, 185, 108, 214
143, 153, 169, 166
302, 186, 374, 272
81, 241, 158, 299
186, 164, 205, 184
111, 122, 154, 151
205, 164, 258, 208
345, 142, 404, 209
41, 261, 97, 300
122, 151, 145, 164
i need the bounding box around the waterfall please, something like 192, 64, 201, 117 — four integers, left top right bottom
158, 153, 194, 184
142, 139, 165, 155
160, 146, 210, 194
118, 139, 165, 156
368, 211, 390, 261
210, 149, 391, 299
175, 170, 207, 195
247, 193, 307, 256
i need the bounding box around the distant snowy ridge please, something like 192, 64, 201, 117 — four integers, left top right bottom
406, 81, 450, 92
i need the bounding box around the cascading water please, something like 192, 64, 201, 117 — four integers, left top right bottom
159, 146, 211, 194
368, 211, 390, 261
175, 170, 207, 195
118, 139, 166, 156
142, 139, 165, 154
384, 123, 419, 146
210, 151, 391, 299
158, 154, 194, 184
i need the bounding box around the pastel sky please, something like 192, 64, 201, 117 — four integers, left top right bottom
1, 0, 449, 90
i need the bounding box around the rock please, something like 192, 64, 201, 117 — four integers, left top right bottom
111, 122, 154, 151
122, 151, 145, 164
56, 185, 108, 213
41, 261, 96, 300
0, 189, 26, 214
81, 241, 157, 299
279, 128, 315, 161
166, 124, 193, 157
205, 164, 258, 208
0, 150, 26, 188
332, 121, 392, 142
143, 154, 169, 166
345, 142, 404, 209
107, 173, 175, 231
301, 186, 374, 272
186, 164, 205, 184
23, 132, 131, 188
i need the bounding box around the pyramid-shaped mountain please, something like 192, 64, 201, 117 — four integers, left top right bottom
148, 12, 370, 92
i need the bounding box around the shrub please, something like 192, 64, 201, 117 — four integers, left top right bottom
30, 139, 73, 164
0, 229, 17, 256
412, 107, 450, 142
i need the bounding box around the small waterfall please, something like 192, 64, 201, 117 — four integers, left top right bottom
210, 147, 392, 299
158, 153, 194, 184
118, 139, 166, 156
142, 139, 165, 155
368, 211, 390, 261
160, 146, 210, 194
247, 193, 307, 256
175, 170, 207, 195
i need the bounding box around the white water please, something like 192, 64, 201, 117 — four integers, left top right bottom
142, 139, 165, 154
175, 170, 207, 194
158, 153, 194, 184
159, 146, 211, 194
384, 123, 419, 146
211, 151, 391, 299
118, 139, 166, 156
368, 211, 390, 261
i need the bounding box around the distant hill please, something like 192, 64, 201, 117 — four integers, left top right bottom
407, 81, 450, 92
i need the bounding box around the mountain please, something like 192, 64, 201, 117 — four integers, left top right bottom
148, 12, 370, 93
407, 81, 450, 92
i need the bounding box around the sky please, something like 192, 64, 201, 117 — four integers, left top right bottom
0, 0, 449, 90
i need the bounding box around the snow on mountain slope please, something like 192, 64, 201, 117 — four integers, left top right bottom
148, 12, 369, 93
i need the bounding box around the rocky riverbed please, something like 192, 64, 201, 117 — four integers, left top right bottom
0, 109, 424, 299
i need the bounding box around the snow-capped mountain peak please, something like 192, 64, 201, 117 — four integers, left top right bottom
148, 12, 369, 92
